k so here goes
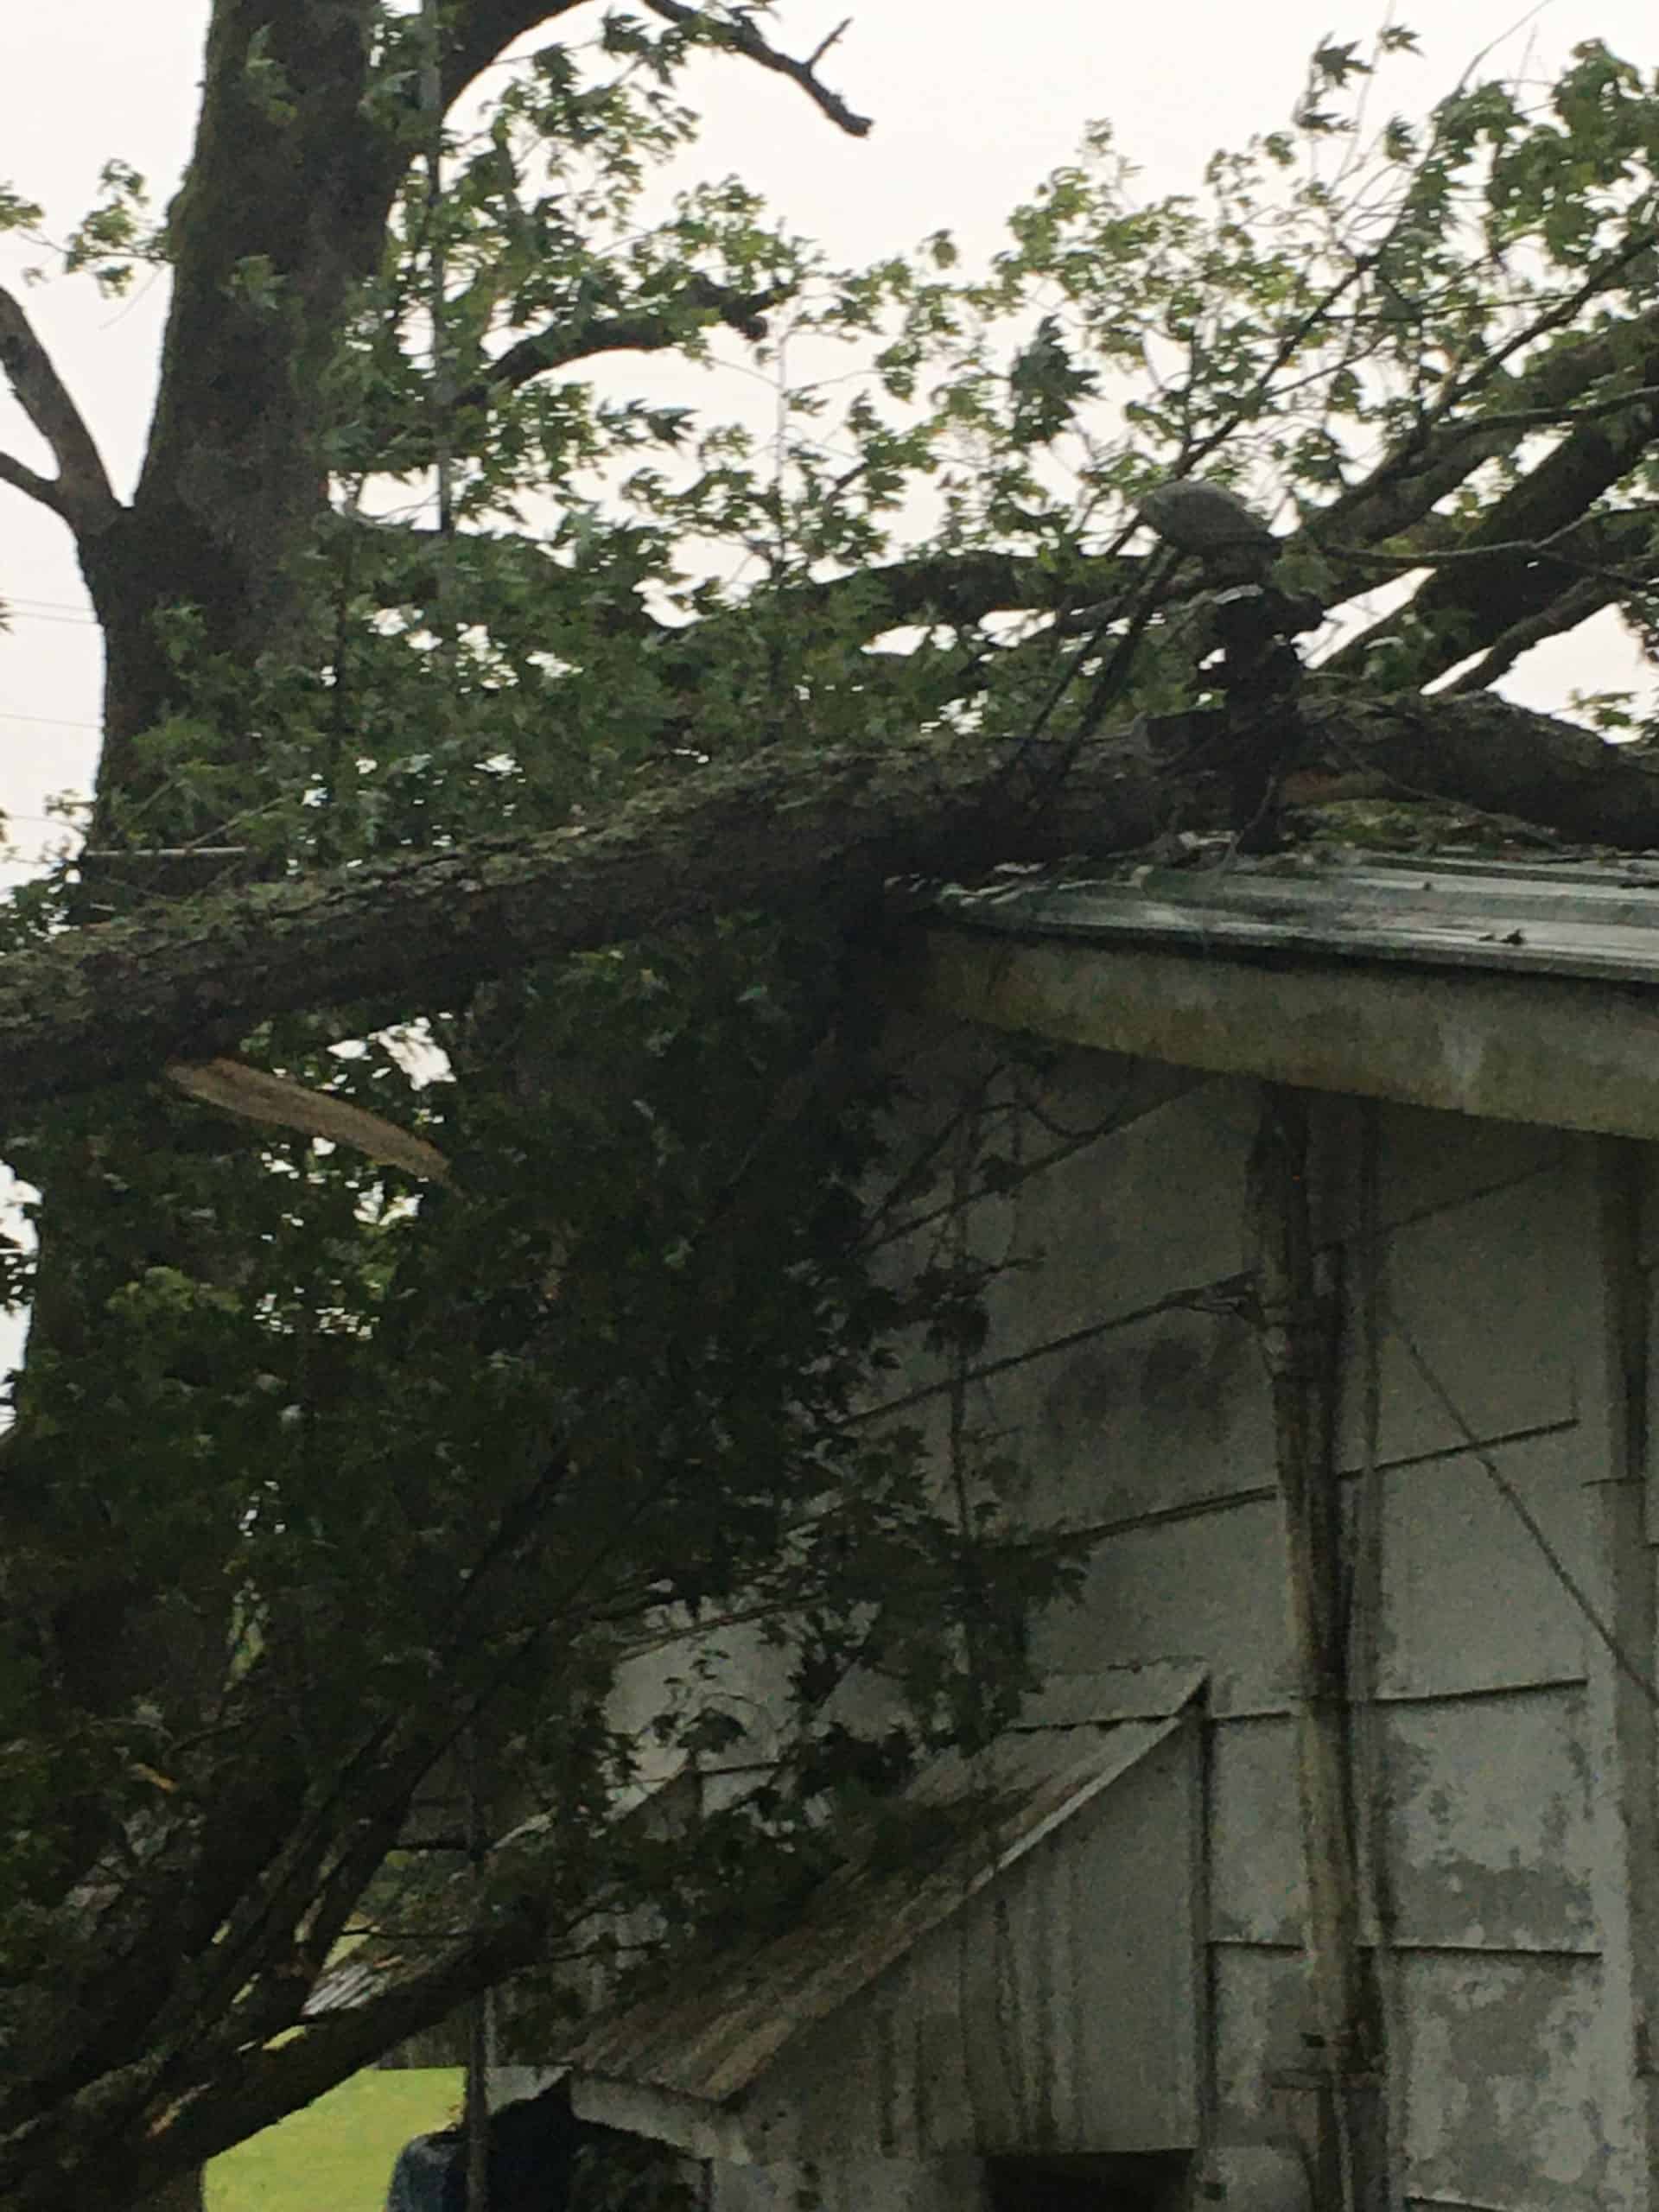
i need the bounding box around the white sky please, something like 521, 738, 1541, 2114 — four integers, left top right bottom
1, 0, 1656, 874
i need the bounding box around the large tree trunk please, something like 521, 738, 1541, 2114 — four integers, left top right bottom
79, 0, 397, 818
0, 19, 425, 2147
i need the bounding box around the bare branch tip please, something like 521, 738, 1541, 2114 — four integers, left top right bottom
808, 18, 853, 71
642, 0, 871, 136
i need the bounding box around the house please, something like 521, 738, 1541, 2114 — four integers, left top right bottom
551, 850, 1659, 2212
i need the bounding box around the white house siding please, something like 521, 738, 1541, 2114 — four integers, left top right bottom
872, 1014, 1659, 2211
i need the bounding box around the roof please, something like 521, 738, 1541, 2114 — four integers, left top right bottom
895, 850, 1659, 1144
563, 1693, 1202, 2155
935, 851, 1659, 986
304, 1771, 703, 2029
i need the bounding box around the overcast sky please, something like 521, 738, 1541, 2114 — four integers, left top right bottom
1, 0, 1656, 875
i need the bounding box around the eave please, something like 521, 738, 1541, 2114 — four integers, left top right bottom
888, 853, 1659, 1141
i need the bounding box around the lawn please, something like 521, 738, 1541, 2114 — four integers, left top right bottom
207, 2067, 463, 2212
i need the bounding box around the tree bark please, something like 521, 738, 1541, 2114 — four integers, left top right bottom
77, 1, 404, 818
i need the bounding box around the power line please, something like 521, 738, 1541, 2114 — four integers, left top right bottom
1, 606, 99, 627
1385, 1300, 1659, 1711
0, 709, 100, 731
0, 591, 96, 614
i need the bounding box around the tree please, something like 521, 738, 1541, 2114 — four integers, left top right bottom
3, 11, 1659, 2209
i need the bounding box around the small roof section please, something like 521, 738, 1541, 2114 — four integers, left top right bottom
564, 1679, 1205, 2166
935, 851, 1659, 987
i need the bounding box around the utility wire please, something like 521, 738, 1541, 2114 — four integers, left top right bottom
0, 590, 95, 612
0, 605, 99, 626
1384, 1299, 1658, 1711
0, 709, 101, 730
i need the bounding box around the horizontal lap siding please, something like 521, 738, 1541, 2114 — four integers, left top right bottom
1211, 1690, 1597, 1955
1347, 1431, 1593, 1699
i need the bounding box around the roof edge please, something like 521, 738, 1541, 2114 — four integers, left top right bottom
892, 924, 1659, 1142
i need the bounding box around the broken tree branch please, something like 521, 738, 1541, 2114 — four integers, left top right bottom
165, 1058, 451, 1183
1306, 278, 1659, 569
0, 693, 1653, 1120
1443, 575, 1625, 694
1321, 505, 1659, 685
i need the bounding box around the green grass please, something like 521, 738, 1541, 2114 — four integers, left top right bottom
207, 2068, 464, 2212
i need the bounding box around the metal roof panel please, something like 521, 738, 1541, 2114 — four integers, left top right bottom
562, 1696, 1201, 2116
933, 852, 1659, 985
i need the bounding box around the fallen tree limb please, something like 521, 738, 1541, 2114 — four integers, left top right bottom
3, 691, 1655, 1120
1298, 690, 1659, 837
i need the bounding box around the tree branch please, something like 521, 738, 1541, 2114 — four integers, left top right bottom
0, 447, 68, 518
1305, 289, 1659, 571
1443, 574, 1623, 694
461, 274, 784, 404
442, 0, 869, 136
165, 1058, 451, 1182
135, 1902, 554, 2207
0, 288, 118, 531
356, 526, 1144, 670
641, 0, 871, 136
0, 697, 1653, 1119
1319, 504, 1659, 685
640, 548, 1154, 709
0, 1892, 554, 2212
440, 0, 592, 114
1294, 692, 1659, 854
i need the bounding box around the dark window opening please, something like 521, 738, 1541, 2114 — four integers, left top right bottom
986, 2151, 1192, 2212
